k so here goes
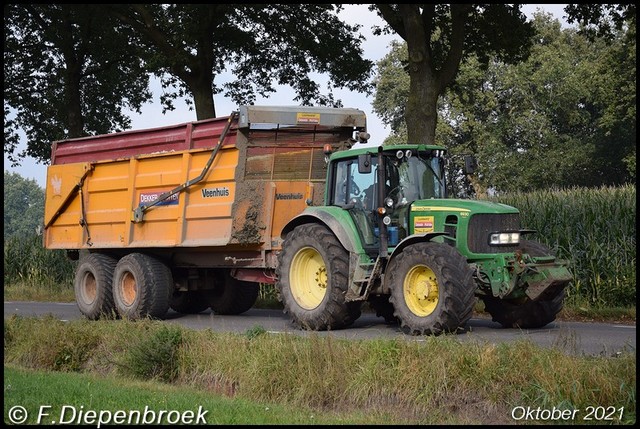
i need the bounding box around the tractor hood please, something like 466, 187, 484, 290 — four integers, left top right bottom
410, 199, 520, 216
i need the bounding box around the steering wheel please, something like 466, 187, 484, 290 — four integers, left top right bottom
387, 184, 403, 203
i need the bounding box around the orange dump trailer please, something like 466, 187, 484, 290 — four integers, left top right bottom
44, 105, 367, 320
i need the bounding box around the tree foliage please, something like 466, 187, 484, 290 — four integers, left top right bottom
106, 4, 374, 120
4, 4, 152, 164
565, 3, 636, 40
4, 4, 373, 165
370, 4, 535, 147
3, 171, 45, 238
373, 12, 636, 194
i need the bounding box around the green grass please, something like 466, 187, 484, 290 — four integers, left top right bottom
4, 316, 636, 425
3, 365, 385, 425
3, 282, 76, 303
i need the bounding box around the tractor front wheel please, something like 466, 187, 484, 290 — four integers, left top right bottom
388, 242, 476, 335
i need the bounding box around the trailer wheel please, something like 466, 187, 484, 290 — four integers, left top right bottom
481, 240, 567, 328
209, 270, 259, 315
169, 290, 211, 314
112, 253, 173, 320
74, 253, 117, 320
276, 223, 360, 330
388, 242, 476, 335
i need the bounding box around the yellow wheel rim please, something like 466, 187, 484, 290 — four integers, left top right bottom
120, 272, 138, 307
290, 247, 327, 310
403, 265, 439, 317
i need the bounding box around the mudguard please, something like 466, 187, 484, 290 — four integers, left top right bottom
281, 206, 365, 254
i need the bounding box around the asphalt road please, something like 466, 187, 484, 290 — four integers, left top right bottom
4, 301, 636, 357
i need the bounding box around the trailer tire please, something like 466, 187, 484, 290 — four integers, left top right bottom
276, 223, 360, 331
209, 271, 259, 315
481, 240, 567, 329
388, 242, 476, 335
113, 253, 173, 320
170, 290, 211, 314
74, 253, 117, 320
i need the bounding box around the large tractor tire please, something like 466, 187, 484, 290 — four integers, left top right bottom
209, 270, 259, 315
481, 239, 567, 329
276, 223, 362, 331
169, 290, 212, 314
74, 253, 118, 320
112, 253, 173, 320
388, 242, 476, 335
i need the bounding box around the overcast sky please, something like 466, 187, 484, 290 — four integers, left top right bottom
4, 4, 570, 188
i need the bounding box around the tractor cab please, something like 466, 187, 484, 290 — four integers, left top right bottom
327, 145, 447, 256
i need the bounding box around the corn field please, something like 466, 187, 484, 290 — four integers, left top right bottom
4, 185, 636, 308
3, 234, 76, 288
492, 184, 636, 307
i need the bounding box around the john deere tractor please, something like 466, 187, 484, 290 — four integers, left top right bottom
276, 140, 572, 335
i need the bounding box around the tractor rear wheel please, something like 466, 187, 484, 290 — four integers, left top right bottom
276, 223, 361, 330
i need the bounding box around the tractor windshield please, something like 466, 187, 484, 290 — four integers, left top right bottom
387, 152, 446, 206
329, 150, 446, 253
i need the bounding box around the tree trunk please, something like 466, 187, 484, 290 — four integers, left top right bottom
405, 70, 439, 146
192, 77, 216, 120
60, 12, 85, 138
387, 4, 471, 147
399, 5, 439, 146
64, 62, 85, 138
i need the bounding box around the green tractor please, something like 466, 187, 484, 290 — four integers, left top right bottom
276, 139, 572, 335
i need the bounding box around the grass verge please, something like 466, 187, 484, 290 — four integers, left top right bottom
4, 315, 636, 425
3, 365, 389, 425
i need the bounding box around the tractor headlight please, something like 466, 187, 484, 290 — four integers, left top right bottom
489, 232, 520, 245
384, 197, 394, 209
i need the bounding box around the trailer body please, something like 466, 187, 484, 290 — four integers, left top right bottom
44, 106, 366, 319
46, 106, 365, 271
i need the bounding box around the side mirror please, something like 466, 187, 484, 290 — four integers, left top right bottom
463, 155, 477, 175
358, 153, 372, 174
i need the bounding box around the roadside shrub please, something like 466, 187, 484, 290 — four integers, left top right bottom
3, 315, 99, 372
119, 324, 183, 382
